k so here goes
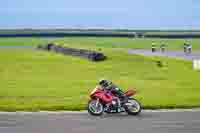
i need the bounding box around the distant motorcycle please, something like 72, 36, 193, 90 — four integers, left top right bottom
87, 87, 142, 116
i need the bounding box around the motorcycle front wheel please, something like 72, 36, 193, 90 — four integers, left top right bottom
124, 98, 141, 115
87, 99, 104, 116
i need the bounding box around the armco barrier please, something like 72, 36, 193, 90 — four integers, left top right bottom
37, 43, 107, 61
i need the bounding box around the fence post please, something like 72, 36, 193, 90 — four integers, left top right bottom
193, 59, 200, 70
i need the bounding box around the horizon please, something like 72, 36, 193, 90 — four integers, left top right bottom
1, 28, 200, 31
0, 28, 200, 31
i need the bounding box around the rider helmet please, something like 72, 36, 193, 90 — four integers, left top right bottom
99, 79, 112, 89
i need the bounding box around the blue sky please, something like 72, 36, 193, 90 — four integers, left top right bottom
0, 0, 199, 29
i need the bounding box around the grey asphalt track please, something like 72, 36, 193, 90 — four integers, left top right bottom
128, 49, 200, 60
0, 111, 200, 133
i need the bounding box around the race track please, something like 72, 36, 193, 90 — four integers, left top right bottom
128, 49, 200, 60
0, 110, 200, 133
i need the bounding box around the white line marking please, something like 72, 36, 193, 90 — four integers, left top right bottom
0, 109, 200, 114
143, 108, 200, 113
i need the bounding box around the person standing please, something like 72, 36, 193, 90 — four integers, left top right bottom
152, 42, 156, 52
183, 43, 187, 53
187, 42, 192, 54
160, 43, 166, 53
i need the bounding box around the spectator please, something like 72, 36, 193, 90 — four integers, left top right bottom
187, 42, 192, 54
151, 42, 156, 52
183, 43, 187, 53
160, 43, 166, 53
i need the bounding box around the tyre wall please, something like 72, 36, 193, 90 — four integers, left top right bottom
37, 43, 107, 61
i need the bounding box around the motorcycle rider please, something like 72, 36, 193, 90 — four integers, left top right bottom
98, 79, 128, 104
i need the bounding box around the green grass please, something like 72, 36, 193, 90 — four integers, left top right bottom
1, 37, 200, 51
0, 37, 200, 111
0, 46, 200, 111
0, 37, 58, 46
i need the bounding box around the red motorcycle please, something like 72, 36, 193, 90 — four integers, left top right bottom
87, 86, 141, 116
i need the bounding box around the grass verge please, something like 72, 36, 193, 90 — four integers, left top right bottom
0, 47, 200, 111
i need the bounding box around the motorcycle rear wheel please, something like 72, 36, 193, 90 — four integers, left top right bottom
87, 99, 104, 116
125, 98, 141, 115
